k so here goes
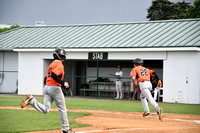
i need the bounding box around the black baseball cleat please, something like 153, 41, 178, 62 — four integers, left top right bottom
143, 111, 150, 117
63, 129, 75, 133
157, 108, 163, 121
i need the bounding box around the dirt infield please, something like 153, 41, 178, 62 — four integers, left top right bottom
1, 106, 200, 133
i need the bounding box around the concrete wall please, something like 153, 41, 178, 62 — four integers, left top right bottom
66, 51, 166, 60
163, 51, 200, 104
18, 52, 52, 95
0, 51, 18, 93
109, 51, 166, 60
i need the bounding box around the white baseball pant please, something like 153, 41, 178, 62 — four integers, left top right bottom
116, 80, 123, 99
153, 87, 160, 100
139, 81, 159, 112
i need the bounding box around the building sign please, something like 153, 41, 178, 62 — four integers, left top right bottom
88, 52, 108, 60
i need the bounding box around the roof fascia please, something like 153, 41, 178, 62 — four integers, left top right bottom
0, 48, 14, 51
13, 47, 200, 52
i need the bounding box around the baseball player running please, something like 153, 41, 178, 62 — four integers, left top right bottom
131, 58, 163, 120
20, 48, 75, 133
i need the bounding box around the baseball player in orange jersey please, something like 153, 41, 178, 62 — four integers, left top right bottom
20, 48, 75, 133
131, 58, 163, 120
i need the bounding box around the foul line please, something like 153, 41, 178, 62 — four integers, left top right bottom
76, 127, 200, 133
76, 128, 149, 133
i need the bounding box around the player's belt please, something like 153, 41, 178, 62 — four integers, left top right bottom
140, 81, 148, 83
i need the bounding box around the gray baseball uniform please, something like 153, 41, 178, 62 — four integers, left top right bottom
28, 59, 70, 132
29, 85, 69, 131
115, 71, 123, 99
131, 65, 160, 113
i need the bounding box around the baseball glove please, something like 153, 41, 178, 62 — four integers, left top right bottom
157, 80, 162, 88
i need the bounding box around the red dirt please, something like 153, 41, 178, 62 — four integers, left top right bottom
0, 106, 200, 133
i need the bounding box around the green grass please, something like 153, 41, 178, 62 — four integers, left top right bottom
0, 97, 200, 115
67, 99, 200, 115
0, 96, 200, 133
0, 109, 90, 133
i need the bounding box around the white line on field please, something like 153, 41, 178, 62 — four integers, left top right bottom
194, 120, 200, 124
76, 126, 199, 133
76, 127, 149, 133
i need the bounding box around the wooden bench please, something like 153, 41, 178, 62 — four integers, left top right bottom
158, 88, 163, 102
89, 82, 115, 90
80, 81, 131, 98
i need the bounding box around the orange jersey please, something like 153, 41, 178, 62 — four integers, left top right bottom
46, 60, 64, 86
131, 66, 154, 83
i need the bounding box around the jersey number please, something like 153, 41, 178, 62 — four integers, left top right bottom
140, 69, 148, 76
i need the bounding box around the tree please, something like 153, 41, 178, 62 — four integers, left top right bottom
147, 0, 190, 21
0, 25, 20, 33
187, 0, 200, 18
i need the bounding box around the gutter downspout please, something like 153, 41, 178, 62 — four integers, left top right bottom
0, 51, 5, 85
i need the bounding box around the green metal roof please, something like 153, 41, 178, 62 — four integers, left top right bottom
0, 19, 200, 49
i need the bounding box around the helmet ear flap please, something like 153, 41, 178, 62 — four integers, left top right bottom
53, 51, 61, 60
53, 53, 59, 60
